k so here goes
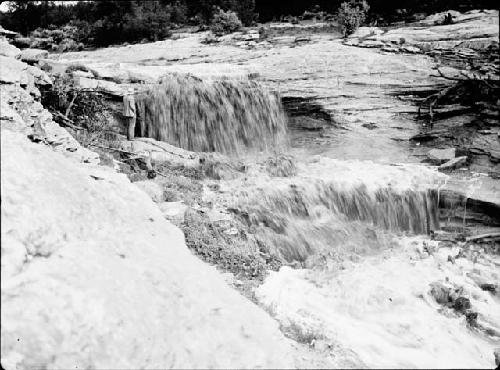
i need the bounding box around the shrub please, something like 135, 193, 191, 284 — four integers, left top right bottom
232, 0, 257, 26
209, 8, 242, 36
336, 0, 370, 37
41, 74, 112, 148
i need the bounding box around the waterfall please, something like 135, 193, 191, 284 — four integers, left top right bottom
134, 74, 288, 154
224, 159, 443, 264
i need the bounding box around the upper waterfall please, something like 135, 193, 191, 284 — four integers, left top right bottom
134, 74, 288, 154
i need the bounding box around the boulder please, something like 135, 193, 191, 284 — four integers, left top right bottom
453, 296, 471, 313
438, 156, 467, 171
0, 39, 21, 58
494, 348, 500, 367
159, 201, 189, 223
134, 180, 165, 203
20, 48, 49, 64
427, 148, 456, 164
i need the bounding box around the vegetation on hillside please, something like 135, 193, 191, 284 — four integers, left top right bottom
40, 73, 114, 147
1, 0, 497, 49
209, 8, 243, 35
337, 0, 370, 37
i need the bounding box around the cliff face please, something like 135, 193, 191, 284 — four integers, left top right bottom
0, 41, 298, 370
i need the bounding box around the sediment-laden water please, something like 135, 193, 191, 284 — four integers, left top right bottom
138, 73, 499, 368
134, 74, 287, 154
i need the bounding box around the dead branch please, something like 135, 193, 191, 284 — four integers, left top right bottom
64, 91, 78, 118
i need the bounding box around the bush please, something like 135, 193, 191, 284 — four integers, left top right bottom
209, 8, 243, 36
336, 0, 370, 37
41, 74, 112, 148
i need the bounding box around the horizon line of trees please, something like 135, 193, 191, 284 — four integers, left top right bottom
0, 0, 497, 46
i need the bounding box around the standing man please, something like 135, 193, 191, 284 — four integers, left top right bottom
123, 88, 136, 140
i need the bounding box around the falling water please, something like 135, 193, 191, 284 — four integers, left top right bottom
220, 158, 443, 264
130, 72, 498, 367
134, 74, 288, 154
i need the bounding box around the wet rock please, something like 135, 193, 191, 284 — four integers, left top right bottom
20, 48, 49, 64
362, 123, 378, 130
453, 297, 471, 314
465, 310, 478, 327
438, 156, 467, 172
479, 283, 498, 294
430, 282, 451, 305
427, 148, 456, 164
134, 180, 165, 203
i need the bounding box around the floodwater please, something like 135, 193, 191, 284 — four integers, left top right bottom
59, 33, 500, 368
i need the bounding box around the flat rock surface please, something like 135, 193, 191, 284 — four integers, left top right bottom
347, 10, 498, 51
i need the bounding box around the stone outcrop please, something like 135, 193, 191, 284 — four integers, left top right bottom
345, 10, 498, 53
427, 148, 456, 164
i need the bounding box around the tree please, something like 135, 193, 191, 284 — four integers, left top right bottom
336, 0, 370, 38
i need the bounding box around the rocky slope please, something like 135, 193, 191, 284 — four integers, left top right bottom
0, 39, 332, 369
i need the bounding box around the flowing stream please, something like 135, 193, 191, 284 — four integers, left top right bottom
136, 73, 500, 368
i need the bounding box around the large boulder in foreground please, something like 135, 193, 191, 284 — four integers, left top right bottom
0, 128, 300, 369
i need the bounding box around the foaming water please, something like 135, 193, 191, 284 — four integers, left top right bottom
217, 157, 446, 263
256, 237, 500, 368
135, 74, 287, 154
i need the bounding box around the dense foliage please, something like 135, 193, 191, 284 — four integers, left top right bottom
209, 8, 242, 35
254, 0, 497, 22
0, 0, 255, 45
0, 0, 496, 47
337, 0, 369, 37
